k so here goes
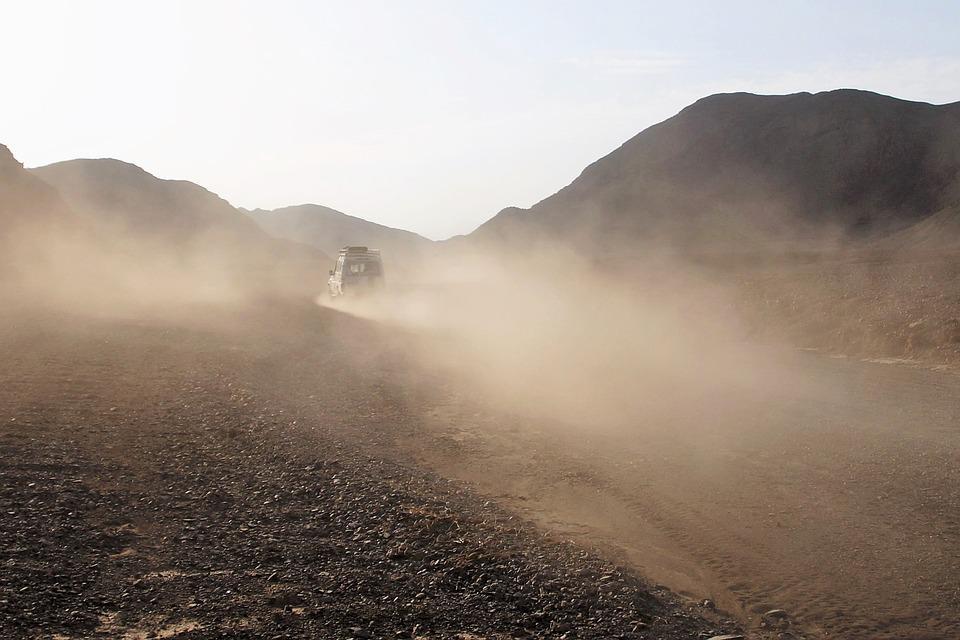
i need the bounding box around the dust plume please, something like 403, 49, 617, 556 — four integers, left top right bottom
2, 203, 321, 323
316, 241, 960, 639
320, 242, 815, 437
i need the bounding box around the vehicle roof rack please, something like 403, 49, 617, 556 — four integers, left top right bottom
340, 246, 380, 255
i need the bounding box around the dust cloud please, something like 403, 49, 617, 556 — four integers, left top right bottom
318, 244, 960, 639
320, 243, 816, 437
8, 195, 960, 639
1, 209, 315, 321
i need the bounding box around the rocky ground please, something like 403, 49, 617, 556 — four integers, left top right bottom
0, 304, 742, 639
733, 253, 960, 363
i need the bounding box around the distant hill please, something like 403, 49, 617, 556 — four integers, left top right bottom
34, 159, 271, 248
0, 144, 80, 280
30, 158, 329, 298
470, 90, 960, 254
0, 144, 74, 236
247, 204, 433, 272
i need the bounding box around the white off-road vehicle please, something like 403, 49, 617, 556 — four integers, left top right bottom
327, 246, 384, 298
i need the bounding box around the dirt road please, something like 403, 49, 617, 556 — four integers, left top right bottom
248, 298, 960, 640
3, 299, 958, 639
387, 344, 960, 640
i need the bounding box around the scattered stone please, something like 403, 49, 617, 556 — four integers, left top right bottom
0, 310, 735, 640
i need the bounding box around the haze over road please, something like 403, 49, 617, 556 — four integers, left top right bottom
3, 285, 959, 639
216, 285, 960, 640
400, 345, 960, 640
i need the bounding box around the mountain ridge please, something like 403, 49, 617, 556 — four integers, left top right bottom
23, 155, 329, 299
469, 89, 960, 254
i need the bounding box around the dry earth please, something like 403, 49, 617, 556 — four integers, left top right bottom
734, 254, 960, 363
3, 295, 959, 639
398, 353, 960, 640
0, 302, 736, 640
345, 275, 960, 640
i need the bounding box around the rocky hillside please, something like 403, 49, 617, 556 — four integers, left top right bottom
34, 159, 301, 253
470, 90, 960, 254
31, 158, 328, 298
0, 145, 75, 235
0, 144, 81, 280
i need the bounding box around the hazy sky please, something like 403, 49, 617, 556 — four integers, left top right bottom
3, 1, 960, 239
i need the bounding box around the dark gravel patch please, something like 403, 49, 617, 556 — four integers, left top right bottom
0, 310, 742, 639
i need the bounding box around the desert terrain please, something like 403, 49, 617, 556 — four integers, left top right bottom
0, 301, 738, 639
324, 261, 960, 640
4, 87, 960, 639
4, 282, 959, 639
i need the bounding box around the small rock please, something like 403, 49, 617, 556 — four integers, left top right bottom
762, 609, 790, 628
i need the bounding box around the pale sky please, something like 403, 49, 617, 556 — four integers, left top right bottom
3, 1, 960, 239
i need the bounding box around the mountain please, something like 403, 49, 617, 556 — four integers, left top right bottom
34, 159, 270, 248
247, 204, 433, 272
31, 158, 329, 297
470, 90, 960, 254
0, 144, 74, 237
0, 144, 81, 280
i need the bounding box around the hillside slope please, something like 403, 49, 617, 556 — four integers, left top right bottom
471, 90, 960, 253
0, 144, 81, 282
35, 159, 275, 250
32, 159, 328, 298
0, 144, 73, 227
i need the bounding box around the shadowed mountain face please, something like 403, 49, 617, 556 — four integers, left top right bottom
11, 156, 329, 300
0, 144, 74, 235
33, 159, 269, 249
247, 204, 433, 272
33, 159, 331, 262
471, 90, 960, 253
0, 145, 80, 280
